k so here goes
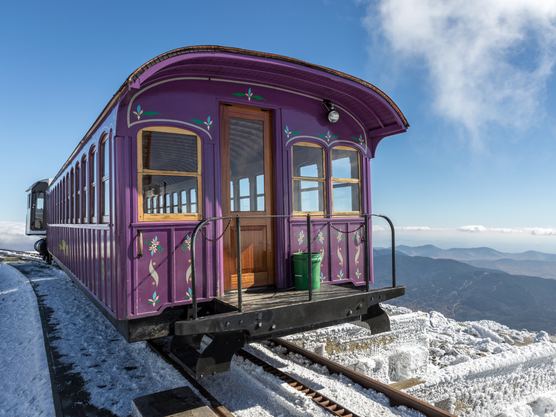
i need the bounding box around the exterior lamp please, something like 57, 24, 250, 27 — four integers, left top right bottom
323, 99, 340, 123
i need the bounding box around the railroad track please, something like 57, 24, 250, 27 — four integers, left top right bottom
0, 248, 43, 262
6, 251, 454, 416
147, 337, 456, 417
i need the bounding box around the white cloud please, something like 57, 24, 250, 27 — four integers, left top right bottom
455, 225, 556, 236
458, 225, 489, 233
366, 0, 556, 148
530, 228, 556, 236
373, 224, 556, 236
0, 222, 36, 251
397, 226, 438, 231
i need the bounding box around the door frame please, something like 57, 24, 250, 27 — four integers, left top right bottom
220, 104, 275, 291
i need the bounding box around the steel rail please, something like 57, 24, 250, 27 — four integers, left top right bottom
271, 338, 455, 417
0, 248, 43, 261
237, 348, 360, 417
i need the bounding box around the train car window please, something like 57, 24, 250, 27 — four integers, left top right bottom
172, 192, 179, 213
228, 117, 266, 212
138, 127, 202, 221
66, 174, 70, 223
100, 136, 110, 223
292, 142, 325, 215
64, 178, 67, 223
256, 174, 264, 211
75, 164, 80, 223
238, 177, 250, 211
31, 191, 46, 230
54, 185, 57, 223
90, 147, 97, 223
190, 188, 197, 213
331, 147, 361, 214
70, 169, 75, 223
82, 157, 87, 222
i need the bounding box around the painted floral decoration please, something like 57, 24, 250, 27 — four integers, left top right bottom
181, 234, 198, 252
190, 116, 213, 130
145, 236, 165, 256
351, 135, 365, 145
318, 131, 339, 142
337, 270, 344, 280
284, 125, 301, 139
334, 229, 344, 243
320, 271, 326, 282
148, 291, 160, 305
133, 105, 160, 120
232, 88, 266, 102
356, 269, 361, 280
295, 230, 306, 246
316, 229, 326, 245
352, 228, 362, 243
185, 288, 193, 300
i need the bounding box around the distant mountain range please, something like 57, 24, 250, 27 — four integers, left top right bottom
395, 244, 556, 262
372, 246, 556, 334
377, 244, 556, 280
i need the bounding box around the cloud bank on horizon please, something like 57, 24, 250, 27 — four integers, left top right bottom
373, 224, 556, 236
372, 223, 556, 253
0, 222, 37, 251
366, 0, 556, 149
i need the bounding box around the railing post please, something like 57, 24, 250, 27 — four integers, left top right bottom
236, 216, 242, 312
307, 213, 312, 301
371, 214, 397, 288
191, 219, 209, 320
390, 220, 396, 288
364, 214, 370, 292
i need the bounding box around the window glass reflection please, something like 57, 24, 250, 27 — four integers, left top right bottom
332, 149, 358, 179
142, 176, 198, 214
229, 118, 265, 212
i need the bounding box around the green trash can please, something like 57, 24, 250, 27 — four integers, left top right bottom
292, 252, 323, 290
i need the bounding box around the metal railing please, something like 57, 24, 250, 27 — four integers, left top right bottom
189, 213, 396, 319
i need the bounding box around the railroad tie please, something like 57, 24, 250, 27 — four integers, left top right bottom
236, 349, 359, 417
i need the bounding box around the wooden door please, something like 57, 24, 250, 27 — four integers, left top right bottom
221, 105, 274, 290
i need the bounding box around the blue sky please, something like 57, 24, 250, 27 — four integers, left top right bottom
1, 0, 555, 253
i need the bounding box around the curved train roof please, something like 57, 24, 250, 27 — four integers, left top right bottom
57, 46, 408, 183
125, 45, 408, 130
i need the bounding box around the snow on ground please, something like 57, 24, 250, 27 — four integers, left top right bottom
0, 261, 425, 417
0, 262, 55, 417
285, 304, 556, 416
2, 259, 556, 416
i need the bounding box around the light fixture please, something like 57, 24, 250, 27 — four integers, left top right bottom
323, 99, 340, 123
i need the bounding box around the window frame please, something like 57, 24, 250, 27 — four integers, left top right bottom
137, 126, 202, 222
81, 156, 88, 223
66, 174, 70, 223
75, 163, 80, 223
100, 134, 110, 224
90, 146, 97, 223
330, 145, 361, 215
291, 142, 326, 216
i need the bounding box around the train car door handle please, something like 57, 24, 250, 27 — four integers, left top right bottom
137, 230, 143, 258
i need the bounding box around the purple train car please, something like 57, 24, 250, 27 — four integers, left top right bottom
26, 46, 408, 378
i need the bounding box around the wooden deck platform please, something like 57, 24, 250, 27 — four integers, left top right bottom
217, 283, 394, 312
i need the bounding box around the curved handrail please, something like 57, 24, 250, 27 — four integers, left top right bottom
189, 213, 396, 319
371, 214, 396, 288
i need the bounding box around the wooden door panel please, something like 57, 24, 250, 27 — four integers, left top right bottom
221, 105, 274, 291
230, 225, 268, 273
